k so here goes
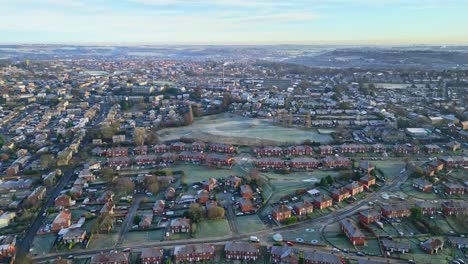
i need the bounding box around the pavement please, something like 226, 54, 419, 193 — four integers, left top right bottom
115, 194, 144, 246
16, 166, 77, 257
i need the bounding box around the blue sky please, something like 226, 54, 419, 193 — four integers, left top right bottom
1, 0, 467, 45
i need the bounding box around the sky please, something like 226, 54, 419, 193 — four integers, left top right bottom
0, 0, 467, 45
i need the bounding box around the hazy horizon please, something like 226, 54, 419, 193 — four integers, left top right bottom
1, 0, 468, 45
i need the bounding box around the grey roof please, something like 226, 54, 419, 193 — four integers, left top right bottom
140, 247, 164, 259
224, 242, 259, 253
381, 239, 411, 250
174, 244, 214, 255
303, 250, 341, 264
340, 218, 365, 238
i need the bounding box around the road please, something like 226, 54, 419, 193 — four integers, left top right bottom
115, 194, 144, 246
32, 170, 409, 263
16, 167, 77, 257
16, 103, 111, 258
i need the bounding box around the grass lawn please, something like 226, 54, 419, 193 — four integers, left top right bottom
123, 229, 165, 245
88, 233, 118, 249
357, 239, 382, 256
445, 216, 467, 234
400, 181, 438, 199
236, 214, 266, 234
31, 233, 56, 256
372, 160, 406, 178
194, 219, 232, 238
158, 113, 332, 144
400, 237, 455, 264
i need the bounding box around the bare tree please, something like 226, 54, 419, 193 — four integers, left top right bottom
133, 127, 146, 146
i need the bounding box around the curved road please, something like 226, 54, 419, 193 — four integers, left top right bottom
32, 170, 408, 263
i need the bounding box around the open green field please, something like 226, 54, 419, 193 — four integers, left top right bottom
31, 234, 56, 256
194, 219, 231, 238
123, 229, 165, 245
158, 113, 332, 145
168, 164, 243, 184
237, 214, 266, 234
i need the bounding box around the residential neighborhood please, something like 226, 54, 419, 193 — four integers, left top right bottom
0, 48, 466, 264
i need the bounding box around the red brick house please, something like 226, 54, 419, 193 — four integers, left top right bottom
424, 144, 442, 154
171, 142, 187, 151
100, 202, 115, 216
254, 146, 283, 157
239, 198, 254, 213
439, 156, 467, 168
135, 154, 159, 165
90, 251, 129, 264
140, 247, 164, 264
224, 242, 260, 261
108, 156, 131, 167
292, 201, 314, 216
415, 201, 437, 215
443, 182, 465, 195
134, 145, 148, 155
345, 182, 364, 196
358, 209, 381, 225
359, 175, 376, 187
393, 144, 419, 154
224, 175, 242, 188
160, 152, 176, 163
371, 143, 386, 153
285, 145, 313, 156
191, 141, 206, 151
255, 158, 285, 169
420, 238, 444, 254
178, 151, 204, 163
319, 145, 334, 156
289, 158, 319, 169
271, 246, 299, 264
173, 244, 215, 263
152, 200, 165, 215
339, 144, 367, 153
54, 194, 74, 208
165, 187, 176, 200
340, 218, 366, 246
331, 188, 351, 202
427, 160, 444, 172
209, 143, 236, 153
51, 210, 71, 232
197, 190, 210, 204
240, 185, 254, 199
202, 178, 218, 191
205, 153, 233, 166
321, 156, 350, 168
272, 205, 292, 222
441, 200, 468, 216
78, 169, 95, 181
381, 203, 411, 218
446, 141, 461, 152
170, 218, 191, 233
106, 147, 128, 157
303, 250, 342, 264
412, 178, 433, 192
154, 144, 169, 153
313, 195, 332, 210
